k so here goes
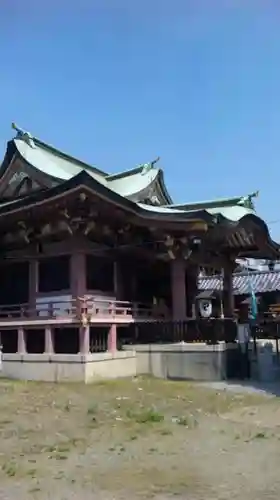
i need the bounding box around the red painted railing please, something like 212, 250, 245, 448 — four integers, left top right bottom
0, 296, 157, 323
80, 297, 154, 319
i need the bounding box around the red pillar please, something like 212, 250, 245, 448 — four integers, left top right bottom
79, 325, 90, 354
107, 324, 117, 352
171, 258, 187, 320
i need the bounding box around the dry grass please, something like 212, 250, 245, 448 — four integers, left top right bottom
0, 377, 280, 499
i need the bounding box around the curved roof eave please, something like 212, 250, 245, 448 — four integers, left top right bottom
164, 192, 259, 212
217, 212, 280, 254
0, 140, 172, 203
157, 169, 173, 204
163, 200, 279, 252
106, 168, 159, 198
0, 140, 18, 181
0, 170, 214, 224
105, 165, 143, 181
32, 136, 108, 177
107, 167, 173, 204
13, 138, 108, 185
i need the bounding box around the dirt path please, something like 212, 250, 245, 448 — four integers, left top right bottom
0, 377, 280, 499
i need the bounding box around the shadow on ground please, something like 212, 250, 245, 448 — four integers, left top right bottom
202, 380, 280, 397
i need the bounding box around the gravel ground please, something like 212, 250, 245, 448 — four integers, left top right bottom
0, 377, 280, 499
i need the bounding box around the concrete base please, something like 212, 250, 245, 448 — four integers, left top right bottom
2, 340, 280, 384
123, 343, 230, 381
0, 351, 136, 383
124, 341, 280, 383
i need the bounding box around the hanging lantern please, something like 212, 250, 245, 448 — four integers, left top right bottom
268, 260, 275, 272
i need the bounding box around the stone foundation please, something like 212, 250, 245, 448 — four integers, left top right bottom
0, 350, 136, 383
1, 340, 280, 384
123, 343, 230, 381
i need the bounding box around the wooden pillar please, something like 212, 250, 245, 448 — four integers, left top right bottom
17, 328, 26, 354
29, 260, 38, 313
114, 261, 123, 300
107, 324, 117, 352
70, 252, 86, 298
71, 253, 86, 321
171, 258, 187, 320
223, 262, 235, 318
131, 270, 137, 301
187, 265, 199, 318
44, 326, 54, 354
79, 325, 90, 354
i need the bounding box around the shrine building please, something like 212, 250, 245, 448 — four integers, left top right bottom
0, 123, 278, 381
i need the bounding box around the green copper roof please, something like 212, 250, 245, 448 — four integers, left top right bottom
10, 124, 171, 204
9, 123, 261, 222
1, 123, 274, 246
165, 192, 259, 212
14, 137, 107, 185
12, 123, 107, 181
0, 126, 279, 258
164, 192, 259, 223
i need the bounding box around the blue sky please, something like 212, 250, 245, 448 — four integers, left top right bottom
0, 1, 280, 237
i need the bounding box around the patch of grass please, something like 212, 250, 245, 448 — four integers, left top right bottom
126, 407, 164, 424
54, 454, 68, 460
28, 487, 41, 493
87, 403, 98, 415
54, 470, 65, 480
129, 434, 138, 440
160, 428, 173, 436
174, 415, 198, 428
252, 431, 268, 440
45, 444, 71, 453
27, 468, 37, 477
0, 419, 12, 425
1, 461, 18, 477
149, 447, 158, 453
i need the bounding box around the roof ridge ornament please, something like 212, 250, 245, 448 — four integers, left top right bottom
140, 156, 160, 175
238, 190, 259, 210
11, 122, 36, 149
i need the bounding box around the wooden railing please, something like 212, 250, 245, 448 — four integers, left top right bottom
0, 299, 77, 320
118, 318, 238, 345
0, 296, 156, 323
80, 297, 154, 319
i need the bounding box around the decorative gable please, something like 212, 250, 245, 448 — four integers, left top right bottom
1, 170, 43, 199
0, 157, 51, 200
